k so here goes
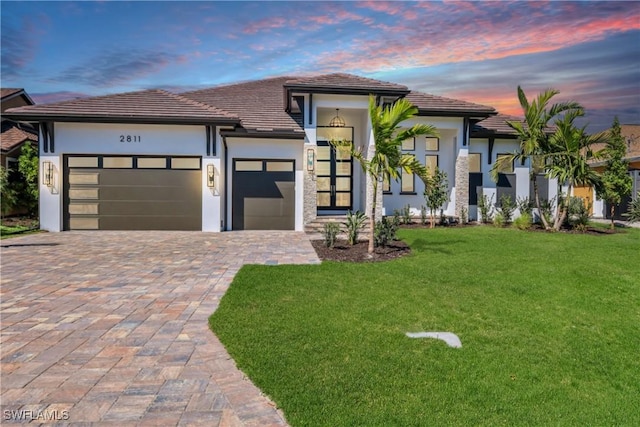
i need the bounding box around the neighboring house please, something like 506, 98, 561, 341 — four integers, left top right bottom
5, 73, 561, 232
1, 88, 37, 169
1, 88, 38, 216
577, 124, 640, 219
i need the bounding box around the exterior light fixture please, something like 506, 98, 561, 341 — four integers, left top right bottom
207, 164, 215, 188
306, 148, 315, 171
42, 161, 54, 187
329, 108, 345, 127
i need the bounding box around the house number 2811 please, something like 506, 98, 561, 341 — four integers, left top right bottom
120, 135, 141, 142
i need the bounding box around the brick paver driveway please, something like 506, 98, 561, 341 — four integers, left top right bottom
1, 231, 320, 426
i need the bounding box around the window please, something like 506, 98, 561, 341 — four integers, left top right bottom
469, 153, 481, 173
382, 173, 391, 193
402, 137, 415, 151
425, 137, 439, 151
171, 157, 200, 170
235, 161, 263, 171
425, 155, 438, 176
103, 157, 133, 168
496, 154, 514, 174
137, 158, 167, 168
401, 155, 415, 193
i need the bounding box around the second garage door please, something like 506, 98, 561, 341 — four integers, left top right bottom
64, 155, 202, 230
232, 159, 295, 230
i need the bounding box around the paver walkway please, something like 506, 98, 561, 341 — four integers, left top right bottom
0, 231, 320, 426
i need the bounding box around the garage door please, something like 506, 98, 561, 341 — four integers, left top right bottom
232, 159, 295, 230
64, 155, 201, 230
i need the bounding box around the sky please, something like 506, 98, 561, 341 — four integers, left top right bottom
1, 0, 639, 132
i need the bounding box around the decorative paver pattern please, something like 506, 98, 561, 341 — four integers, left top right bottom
1, 231, 320, 425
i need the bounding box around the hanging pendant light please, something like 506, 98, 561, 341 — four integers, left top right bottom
329, 108, 345, 127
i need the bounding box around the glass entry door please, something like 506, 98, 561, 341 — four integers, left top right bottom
316, 140, 353, 210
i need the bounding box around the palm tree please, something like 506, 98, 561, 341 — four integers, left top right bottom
492, 86, 582, 229
545, 110, 606, 230
332, 95, 438, 254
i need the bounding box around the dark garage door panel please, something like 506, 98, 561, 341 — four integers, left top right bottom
66, 167, 201, 231
232, 161, 295, 231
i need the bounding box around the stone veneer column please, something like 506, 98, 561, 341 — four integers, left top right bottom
303, 145, 318, 226
454, 152, 469, 219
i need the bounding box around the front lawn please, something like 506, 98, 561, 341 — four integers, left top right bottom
209, 227, 640, 426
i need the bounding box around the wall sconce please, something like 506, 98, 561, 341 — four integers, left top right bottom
207, 164, 215, 188
42, 161, 54, 187
306, 148, 315, 171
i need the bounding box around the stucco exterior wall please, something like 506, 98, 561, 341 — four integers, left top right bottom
39, 122, 219, 232
223, 137, 304, 231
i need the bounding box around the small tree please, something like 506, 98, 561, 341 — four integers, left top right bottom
0, 166, 18, 216
423, 168, 448, 228
17, 143, 40, 218
597, 117, 632, 229
332, 96, 438, 254
623, 194, 640, 223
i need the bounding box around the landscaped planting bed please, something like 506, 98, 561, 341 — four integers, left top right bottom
210, 227, 640, 426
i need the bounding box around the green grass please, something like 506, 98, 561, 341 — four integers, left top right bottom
0, 224, 39, 238
209, 227, 640, 426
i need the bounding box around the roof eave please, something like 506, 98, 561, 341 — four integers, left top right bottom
285, 85, 410, 97
416, 109, 496, 118
220, 128, 305, 140
1, 112, 240, 126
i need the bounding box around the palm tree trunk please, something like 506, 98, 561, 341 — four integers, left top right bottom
368, 181, 377, 254
532, 176, 550, 230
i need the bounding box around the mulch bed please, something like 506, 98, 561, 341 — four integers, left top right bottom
311, 239, 411, 263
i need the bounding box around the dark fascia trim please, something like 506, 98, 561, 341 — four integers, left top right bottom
219, 128, 305, 140
285, 84, 410, 97
2, 113, 239, 127
470, 131, 518, 139
416, 110, 496, 118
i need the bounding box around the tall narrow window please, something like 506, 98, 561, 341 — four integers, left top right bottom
496, 154, 514, 173
469, 153, 481, 173
401, 155, 415, 193
382, 172, 391, 193
425, 137, 439, 151
425, 155, 438, 176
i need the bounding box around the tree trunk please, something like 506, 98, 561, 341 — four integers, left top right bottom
553, 186, 570, 231
610, 204, 616, 230
533, 176, 550, 230
368, 181, 377, 254
430, 209, 435, 229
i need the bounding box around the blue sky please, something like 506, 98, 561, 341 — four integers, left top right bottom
2, 1, 639, 131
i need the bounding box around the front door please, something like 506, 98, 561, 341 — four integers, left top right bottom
316, 140, 352, 210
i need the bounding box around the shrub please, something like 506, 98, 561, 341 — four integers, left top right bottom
344, 210, 366, 245
401, 204, 412, 225
374, 217, 398, 247
539, 197, 555, 225
17, 143, 39, 218
493, 212, 505, 227
497, 195, 516, 223
322, 222, 340, 248
478, 193, 494, 224
420, 205, 428, 225
460, 206, 468, 224
517, 196, 533, 216
567, 197, 590, 231
623, 193, 640, 223
513, 212, 533, 230
0, 166, 17, 217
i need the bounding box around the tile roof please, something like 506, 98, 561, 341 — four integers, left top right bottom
471, 114, 523, 136
406, 91, 496, 116
182, 76, 304, 134
284, 73, 409, 94
1, 126, 37, 152
1, 88, 25, 100
3, 90, 238, 125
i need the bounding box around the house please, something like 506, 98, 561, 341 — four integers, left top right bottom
576, 124, 640, 219
5, 73, 558, 232
1, 88, 38, 216
1, 88, 38, 172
